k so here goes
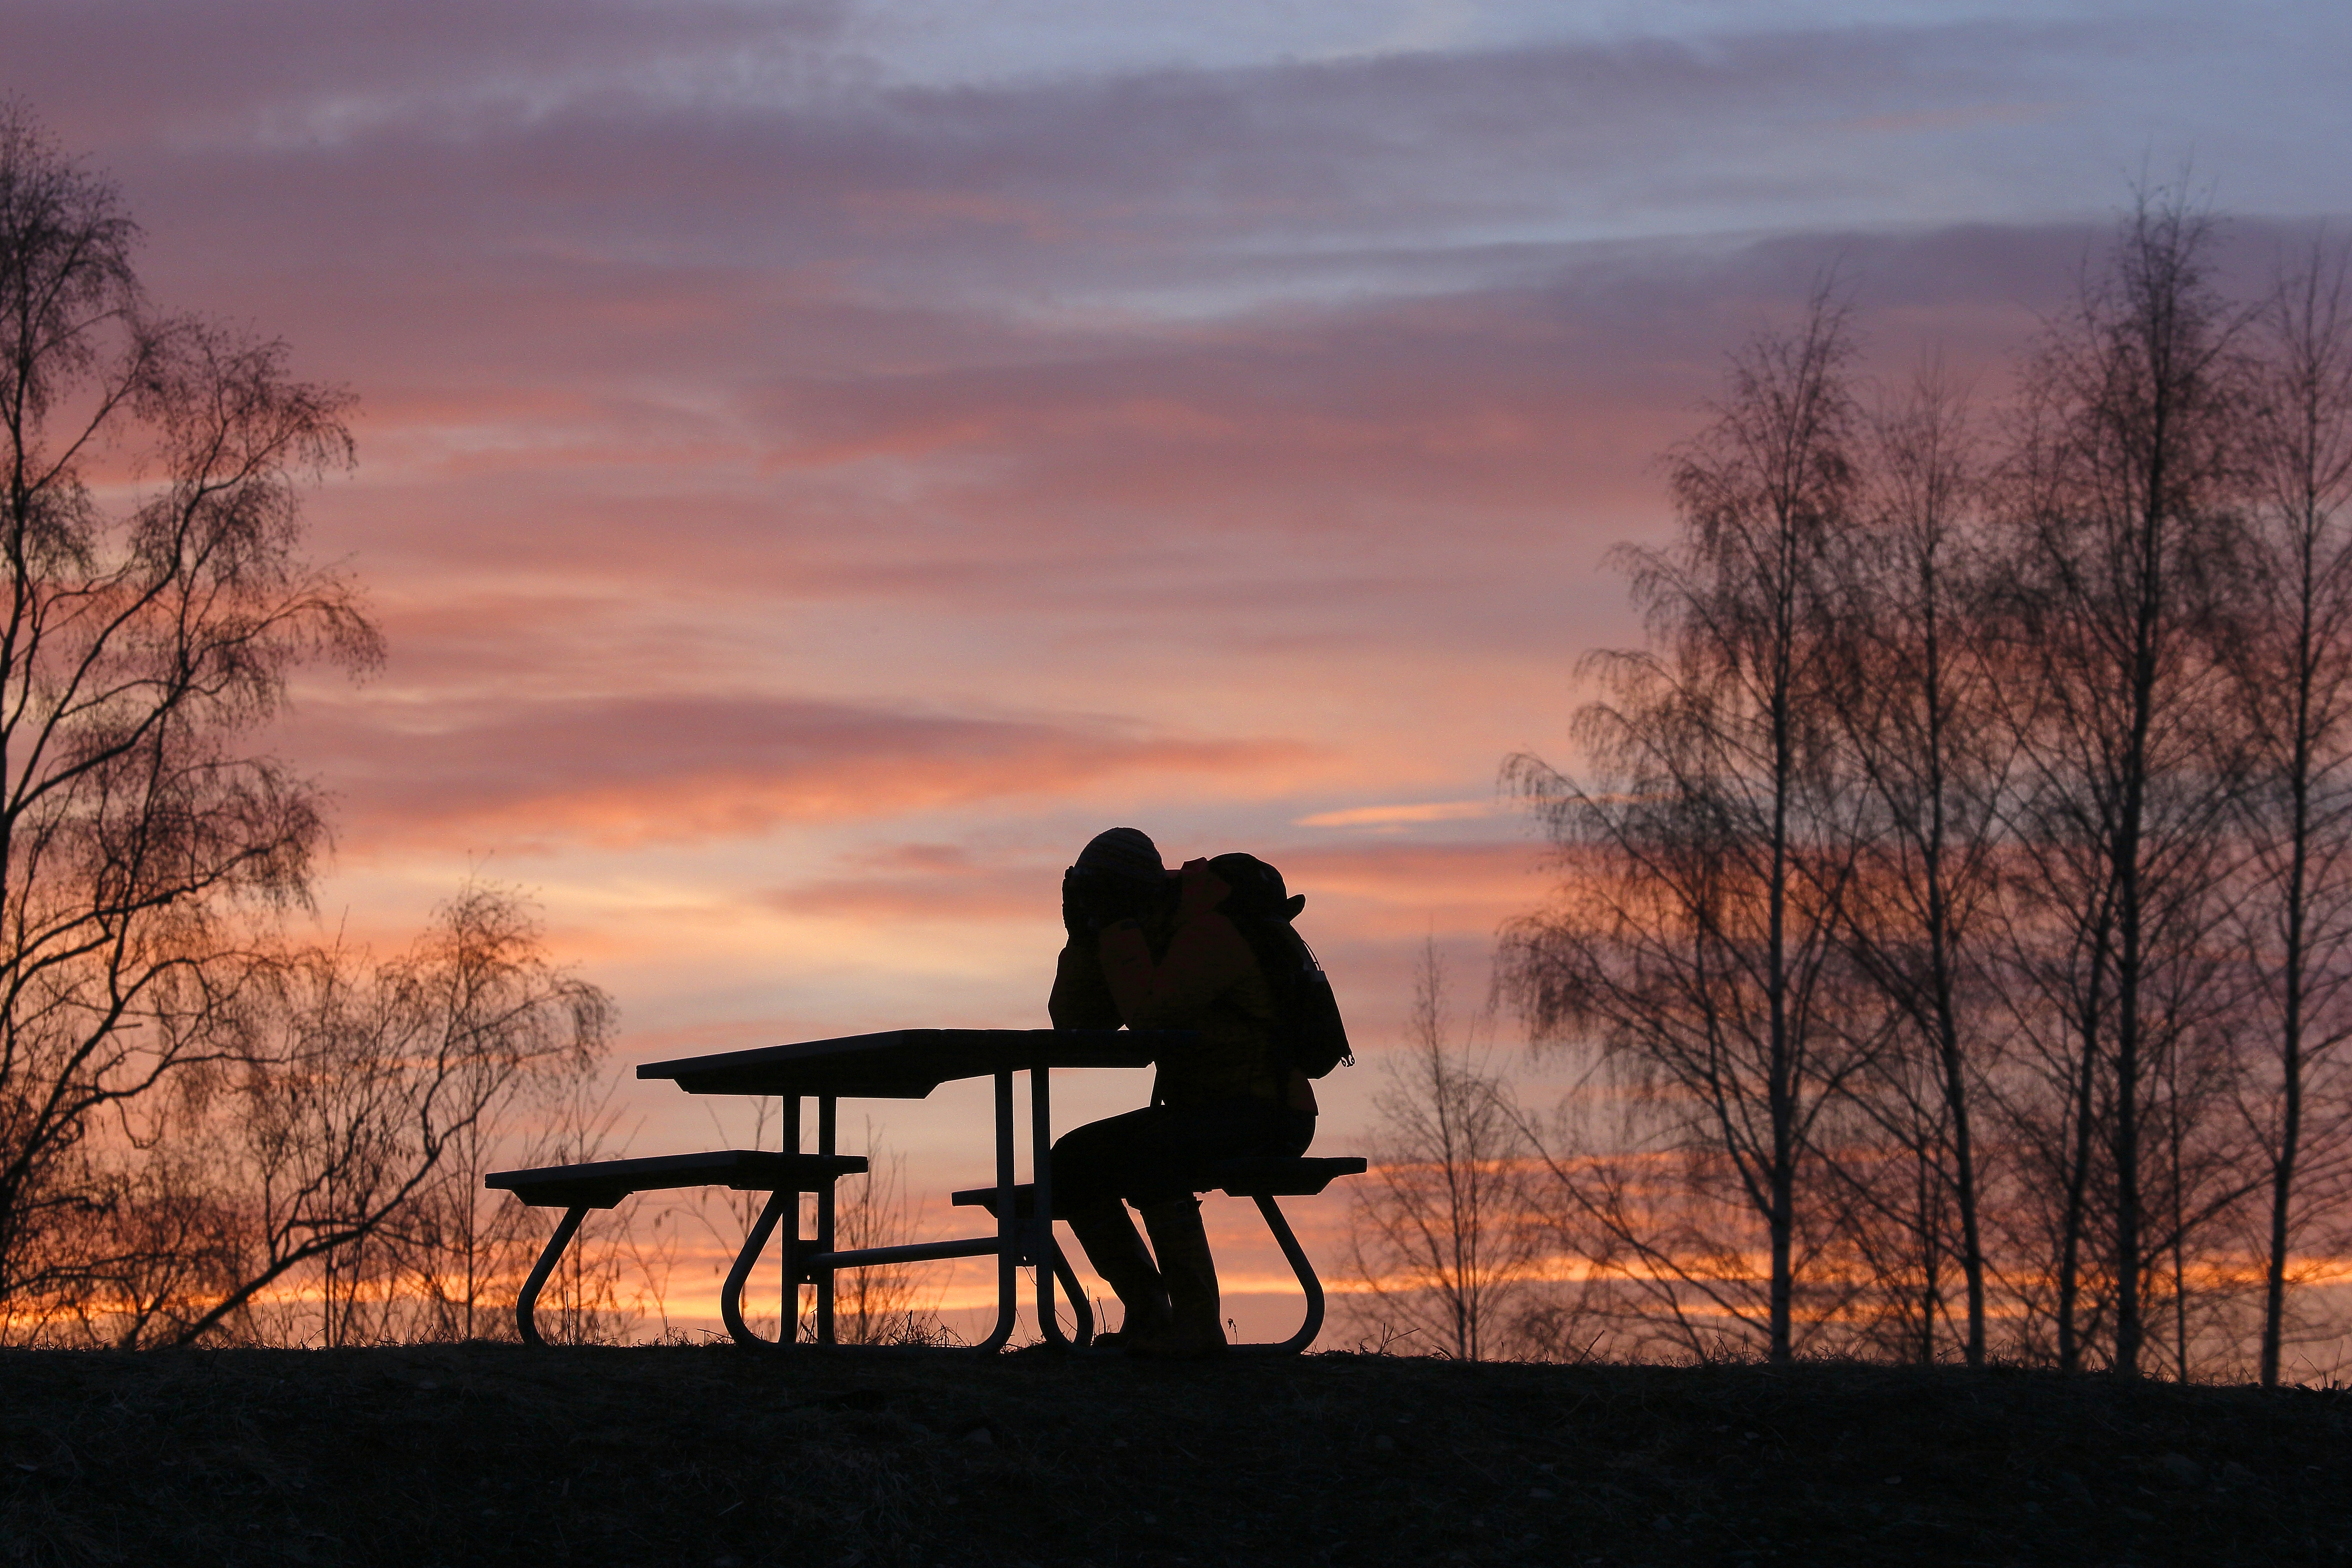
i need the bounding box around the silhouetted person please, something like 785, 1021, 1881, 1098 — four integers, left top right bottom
1049, 828, 1318, 1357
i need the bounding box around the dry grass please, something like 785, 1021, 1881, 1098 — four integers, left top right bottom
1, 1343, 2346, 1566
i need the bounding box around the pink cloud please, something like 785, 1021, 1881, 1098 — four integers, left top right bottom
766, 844, 1049, 925
286, 694, 1326, 850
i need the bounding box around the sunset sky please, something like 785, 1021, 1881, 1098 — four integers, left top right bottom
14, 0, 2352, 1336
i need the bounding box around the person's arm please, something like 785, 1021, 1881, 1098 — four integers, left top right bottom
1050, 941, 1123, 1029
1049, 864, 1126, 1029
1098, 915, 1256, 1027
1097, 860, 1254, 1027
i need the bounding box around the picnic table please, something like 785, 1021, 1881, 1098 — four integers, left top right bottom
490, 1026, 1365, 1352
634, 1027, 1181, 1352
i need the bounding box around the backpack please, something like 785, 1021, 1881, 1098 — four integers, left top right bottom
1205, 853, 1354, 1078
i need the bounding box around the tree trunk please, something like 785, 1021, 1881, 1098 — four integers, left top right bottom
2058, 963, 2106, 1372
1768, 602, 1798, 1364
2111, 463, 2167, 1381
2262, 659, 2313, 1388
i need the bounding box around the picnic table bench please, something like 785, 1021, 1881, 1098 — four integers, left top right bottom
952, 1154, 1369, 1354
486, 1149, 867, 1347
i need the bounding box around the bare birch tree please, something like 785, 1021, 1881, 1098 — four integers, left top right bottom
1982, 189, 2253, 1375
1816, 365, 2006, 1364
0, 105, 381, 1323
1501, 285, 1870, 1362
1343, 942, 1539, 1360
154, 886, 612, 1347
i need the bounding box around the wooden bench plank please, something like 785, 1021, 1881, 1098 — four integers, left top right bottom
951, 1157, 1367, 1216
1204, 1156, 1368, 1198
486, 1149, 868, 1210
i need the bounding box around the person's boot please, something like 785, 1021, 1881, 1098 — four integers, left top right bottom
1064, 1200, 1170, 1348
1136, 1197, 1227, 1360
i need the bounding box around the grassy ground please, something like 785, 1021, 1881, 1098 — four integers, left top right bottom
0, 1343, 2345, 1567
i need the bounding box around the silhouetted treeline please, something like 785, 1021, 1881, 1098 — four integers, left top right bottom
1499, 191, 2352, 1382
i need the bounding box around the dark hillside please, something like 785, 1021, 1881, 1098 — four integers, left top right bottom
0, 1346, 2343, 1566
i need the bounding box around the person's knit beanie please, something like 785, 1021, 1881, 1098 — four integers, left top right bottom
1075, 827, 1165, 886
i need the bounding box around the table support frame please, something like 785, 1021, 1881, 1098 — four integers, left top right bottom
747, 1066, 1088, 1352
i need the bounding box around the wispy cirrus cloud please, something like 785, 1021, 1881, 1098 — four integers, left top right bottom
37, 2, 2345, 321
1296, 801, 1497, 829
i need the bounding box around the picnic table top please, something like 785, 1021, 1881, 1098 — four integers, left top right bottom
634, 1027, 1186, 1099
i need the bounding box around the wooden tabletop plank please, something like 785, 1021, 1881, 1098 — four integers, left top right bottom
634, 1026, 1181, 1098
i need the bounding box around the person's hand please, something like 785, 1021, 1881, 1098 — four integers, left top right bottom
1069, 868, 1161, 938
1174, 858, 1230, 926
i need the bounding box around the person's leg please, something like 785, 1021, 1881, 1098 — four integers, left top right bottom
1136, 1195, 1223, 1357
1274, 1107, 1316, 1157
1060, 1101, 1313, 1357
1050, 1110, 1169, 1343
1119, 1100, 1298, 1359
1117, 1099, 1294, 1205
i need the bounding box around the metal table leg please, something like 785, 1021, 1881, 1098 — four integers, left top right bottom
784, 1094, 802, 1345
969, 1069, 1018, 1353
515, 1205, 589, 1348
1031, 1056, 1058, 1344
1030, 1058, 1090, 1348
817, 1094, 837, 1345
721, 1190, 795, 1349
